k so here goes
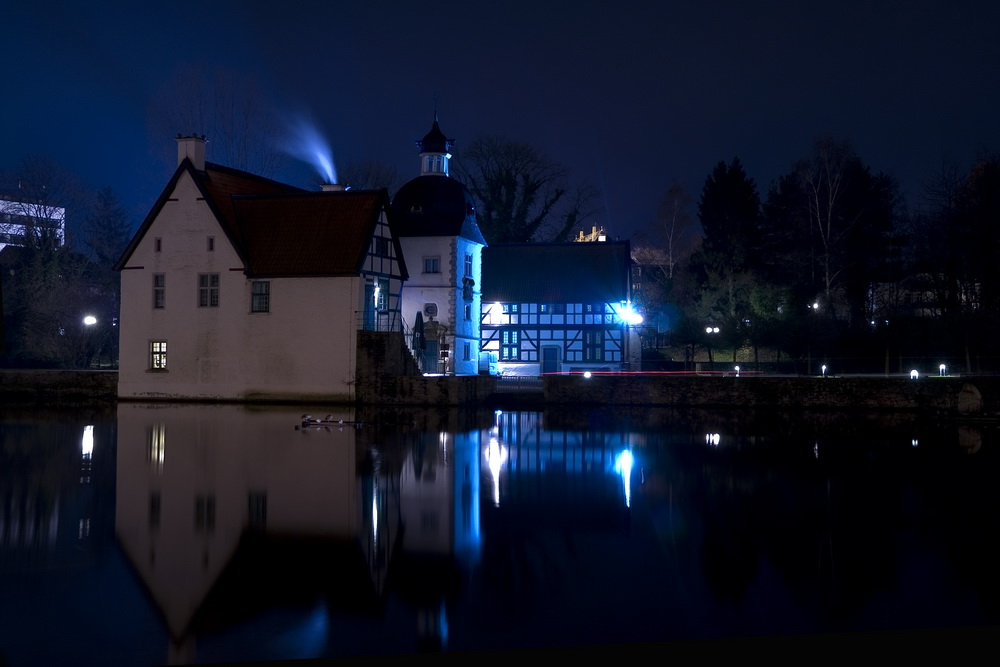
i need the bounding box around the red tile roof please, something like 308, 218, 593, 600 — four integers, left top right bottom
233, 190, 384, 276
115, 159, 393, 278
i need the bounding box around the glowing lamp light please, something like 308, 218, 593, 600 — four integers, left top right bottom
821, 364, 827, 377
940, 364, 946, 376
583, 371, 592, 379
910, 369, 919, 380
83, 315, 97, 326
619, 302, 644, 326
734, 365, 740, 377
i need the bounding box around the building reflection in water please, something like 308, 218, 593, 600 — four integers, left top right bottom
115, 403, 388, 663
113, 404, 637, 662
4, 404, 999, 664
115, 403, 489, 663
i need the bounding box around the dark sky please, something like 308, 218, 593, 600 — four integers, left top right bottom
6, 0, 1000, 240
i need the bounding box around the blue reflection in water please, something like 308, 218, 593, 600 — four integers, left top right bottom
614, 449, 633, 508
1, 405, 999, 665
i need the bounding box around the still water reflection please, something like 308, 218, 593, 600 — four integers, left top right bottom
1, 403, 998, 665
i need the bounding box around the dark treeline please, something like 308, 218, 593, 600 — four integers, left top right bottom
0, 156, 132, 369
632, 136, 1000, 375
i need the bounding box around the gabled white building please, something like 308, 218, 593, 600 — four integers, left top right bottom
114, 135, 409, 402
391, 118, 488, 376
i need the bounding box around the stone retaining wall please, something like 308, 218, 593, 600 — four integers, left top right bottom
3, 369, 999, 414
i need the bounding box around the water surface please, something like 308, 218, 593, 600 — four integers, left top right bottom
1, 403, 998, 665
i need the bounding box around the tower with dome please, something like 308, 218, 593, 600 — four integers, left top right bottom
392, 117, 487, 375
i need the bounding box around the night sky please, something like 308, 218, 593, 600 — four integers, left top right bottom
6, 0, 1000, 240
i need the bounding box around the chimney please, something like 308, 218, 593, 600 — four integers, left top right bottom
176, 134, 206, 170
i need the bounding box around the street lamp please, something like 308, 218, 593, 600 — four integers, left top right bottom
705, 326, 719, 369
83, 315, 97, 326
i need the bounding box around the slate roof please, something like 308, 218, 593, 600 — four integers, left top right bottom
114, 160, 405, 278
482, 241, 632, 303
390, 175, 487, 245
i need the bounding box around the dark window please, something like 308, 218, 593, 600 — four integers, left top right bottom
424, 257, 440, 273
198, 273, 219, 307
464, 253, 472, 277
251, 281, 270, 312
153, 274, 165, 309
207, 236, 215, 252
584, 330, 604, 361
375, 236, 390, 257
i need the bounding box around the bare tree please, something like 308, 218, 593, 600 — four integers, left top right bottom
794, 136, 859, 311
339, 159, 403, 195
146, 64, 289, 177
452, 134, 601, 243
654, 180, 698, 278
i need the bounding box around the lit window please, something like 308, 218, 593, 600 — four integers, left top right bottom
376, 278, 388, 311
424, 257, 440, 273
153, 274, 165, 309
501, 329, 519, 360
198, 273, 219, 307
150, 341, 167, 370
251, 281, 270, 313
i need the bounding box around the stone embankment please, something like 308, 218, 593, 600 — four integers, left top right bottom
2, 369, 998, 416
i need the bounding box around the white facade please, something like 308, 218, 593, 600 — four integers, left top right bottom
117, 137, 405, 402
398, 235, 483, 376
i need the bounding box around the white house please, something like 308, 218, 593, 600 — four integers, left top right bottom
391, 118, 487, 376
114, 135, 409, 402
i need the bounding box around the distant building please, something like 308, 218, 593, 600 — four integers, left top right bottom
480, 240, 640, 376
391, 118, 488, 375
0, 196, 65, 251
113, 135, 410, 402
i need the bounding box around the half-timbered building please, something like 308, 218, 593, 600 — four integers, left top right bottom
480, 240, 640, 376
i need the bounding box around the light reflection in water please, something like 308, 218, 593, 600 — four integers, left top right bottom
2, 405, 996, 666
614, 449, 634, 508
